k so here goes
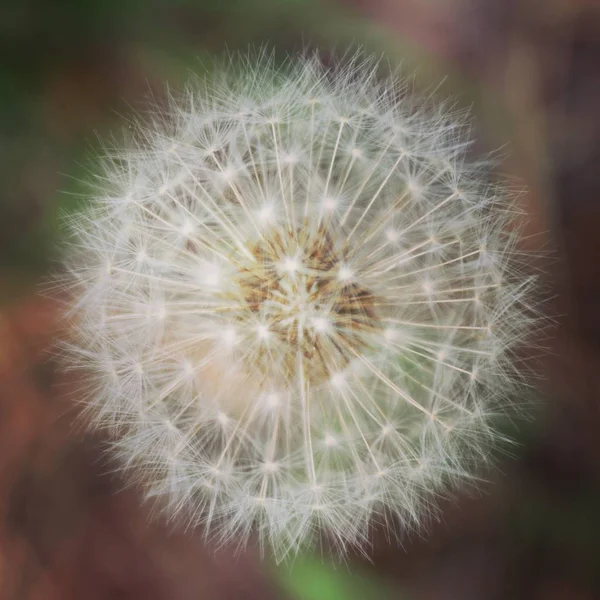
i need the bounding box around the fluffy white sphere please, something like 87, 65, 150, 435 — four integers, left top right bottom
60, 51, 536, 560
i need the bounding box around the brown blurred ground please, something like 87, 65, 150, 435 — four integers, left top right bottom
1, 0, 600, 598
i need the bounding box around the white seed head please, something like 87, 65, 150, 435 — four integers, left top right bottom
58, 50, 538, 560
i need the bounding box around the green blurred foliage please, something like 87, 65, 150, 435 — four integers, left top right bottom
274, 554, 398, 600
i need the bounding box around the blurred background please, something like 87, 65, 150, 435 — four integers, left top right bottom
1, 0, 599, 598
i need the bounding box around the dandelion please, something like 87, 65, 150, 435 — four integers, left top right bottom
58, 50, 538, 560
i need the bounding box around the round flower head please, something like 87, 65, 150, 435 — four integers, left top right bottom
61, 51, 536, 560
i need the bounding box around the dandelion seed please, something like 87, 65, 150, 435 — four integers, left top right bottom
312, 317, 330, 333
323, 196, 338, 211
324, 433, 338, 447
281, 257, 299, 274
330, 372, 347, 389
338, 266, 353, 282
257, 324, 270, 340
264, 392, 280, 409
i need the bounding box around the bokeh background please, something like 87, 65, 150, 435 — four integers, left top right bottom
1, 0, 600, 598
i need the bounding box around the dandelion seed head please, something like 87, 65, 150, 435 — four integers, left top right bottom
58, 49, 539, 561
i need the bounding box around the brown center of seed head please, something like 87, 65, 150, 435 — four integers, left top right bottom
234, 225, 380, 387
